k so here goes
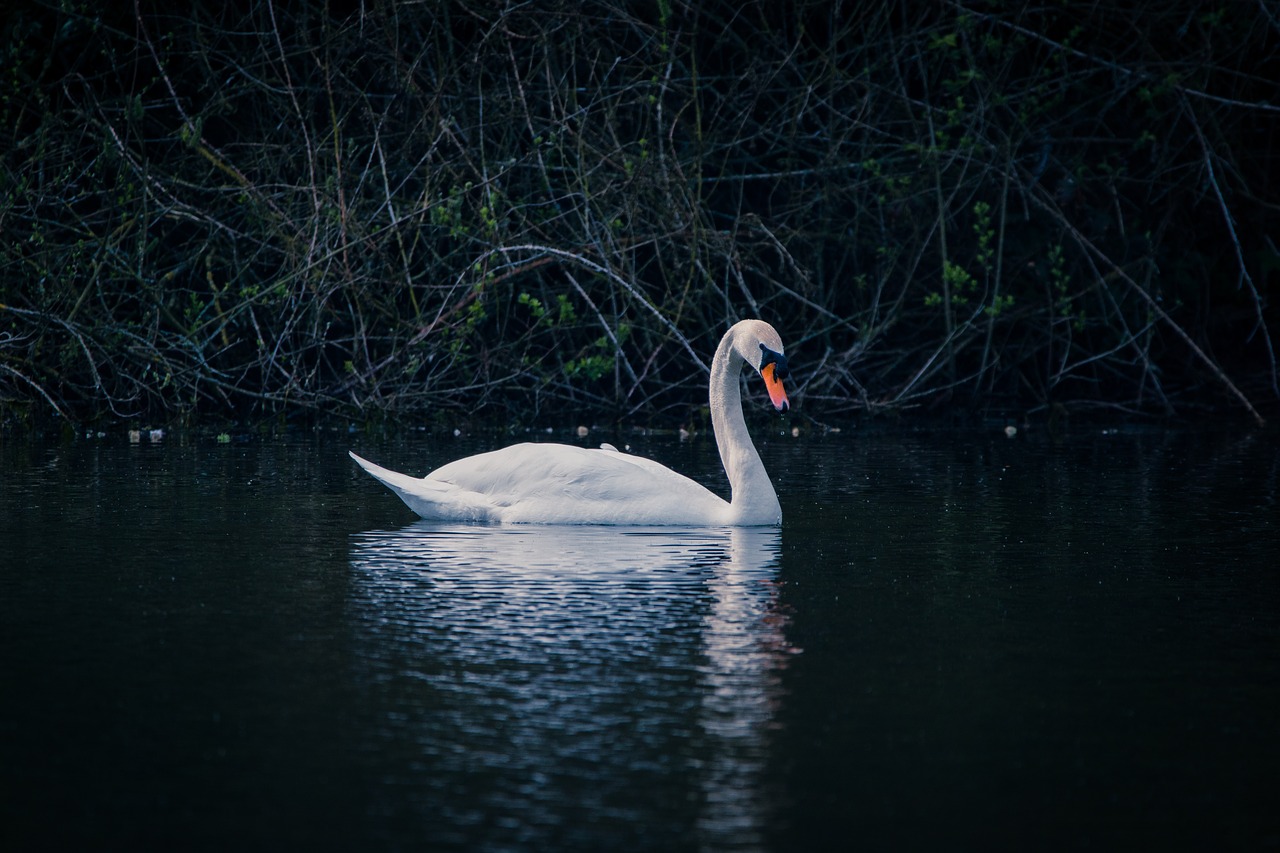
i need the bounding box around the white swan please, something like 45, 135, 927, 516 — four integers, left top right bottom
349, 319, 791, 525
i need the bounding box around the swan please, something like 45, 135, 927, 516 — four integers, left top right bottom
349, 319, 791, 525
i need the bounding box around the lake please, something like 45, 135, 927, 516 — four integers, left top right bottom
2, 424, 1277, 850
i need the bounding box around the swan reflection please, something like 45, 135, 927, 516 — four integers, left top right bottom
347, 523, 795, 849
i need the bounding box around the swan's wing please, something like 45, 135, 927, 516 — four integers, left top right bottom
428, 443, 729, 524
593, 442, 699, 479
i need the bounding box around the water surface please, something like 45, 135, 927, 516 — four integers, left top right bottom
1, 426, 1276, 850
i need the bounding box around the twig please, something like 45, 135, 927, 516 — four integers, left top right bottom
1182, 98, 1278, 397
0, 363, 72, 421
474, 244, 710, 373
1030, 192, 1266, 426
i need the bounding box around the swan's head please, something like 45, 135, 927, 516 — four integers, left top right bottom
758, 344, 790, 413
731, 319, 790, 413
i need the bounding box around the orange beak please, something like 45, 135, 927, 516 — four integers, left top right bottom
761, 362, 790, 412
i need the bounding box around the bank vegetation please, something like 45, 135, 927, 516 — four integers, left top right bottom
2, 1, 1277, 428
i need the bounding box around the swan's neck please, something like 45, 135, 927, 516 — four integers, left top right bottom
710, 332, 781, 525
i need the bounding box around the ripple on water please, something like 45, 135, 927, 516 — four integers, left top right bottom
346, 522, 793, 850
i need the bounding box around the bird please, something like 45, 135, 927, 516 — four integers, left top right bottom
349, 319, 791, 525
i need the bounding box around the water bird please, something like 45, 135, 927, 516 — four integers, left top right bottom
350, 319, 791, 525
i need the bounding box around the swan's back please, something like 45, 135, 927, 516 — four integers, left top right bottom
363, 443, 732, 525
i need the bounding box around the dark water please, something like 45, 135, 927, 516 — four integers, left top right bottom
2, 425, 1277, 851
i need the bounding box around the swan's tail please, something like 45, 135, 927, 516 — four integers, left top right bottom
349, 451, 462, 518
349, 450, 424, 492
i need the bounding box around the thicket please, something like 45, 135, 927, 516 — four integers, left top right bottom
2, 0, 1278, 427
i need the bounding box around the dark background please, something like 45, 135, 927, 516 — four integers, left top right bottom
2, 1, 1278, 427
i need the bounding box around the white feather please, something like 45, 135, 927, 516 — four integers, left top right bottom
350, 319, 789, 525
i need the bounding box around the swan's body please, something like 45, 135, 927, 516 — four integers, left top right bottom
350, 319, 791, 525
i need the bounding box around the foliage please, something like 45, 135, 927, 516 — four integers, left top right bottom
1, 0, 1277, 425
